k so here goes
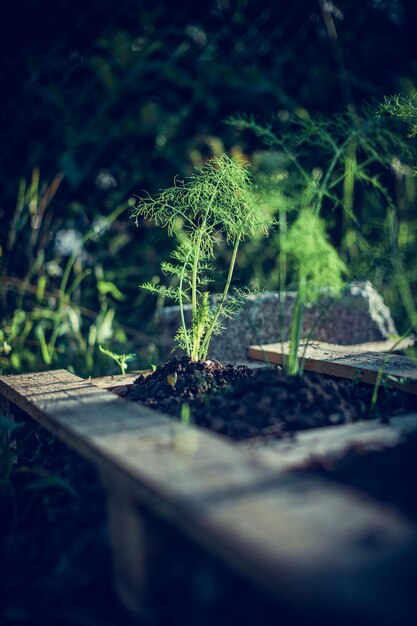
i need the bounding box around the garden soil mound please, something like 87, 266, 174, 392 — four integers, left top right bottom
124, 357, 417, 441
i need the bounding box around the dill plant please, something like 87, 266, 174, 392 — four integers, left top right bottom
99, 345, 136, 374
228, 106, 411, 260
283, 209, 347, 375
227, 105, 416, 373
132, 154, 270, 362
379, 95, 417, 337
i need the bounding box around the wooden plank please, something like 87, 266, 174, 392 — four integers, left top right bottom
241, 413, 417, 470
90, 371, 150, 390
1, 370, 417, 622
248, 340, 417, 395
287, 337, 415, 353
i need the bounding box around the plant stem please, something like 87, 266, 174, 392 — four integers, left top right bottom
278, 204, 288, 370
315, 140, 348, 214
288, 287, 304, 376
190, 181, 221, 360
200, 232, 241, 360
179, 251, 191, 357
370, 327, 413, 414
191, 229, 204, 361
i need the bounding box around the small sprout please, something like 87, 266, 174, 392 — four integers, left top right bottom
174, 403, 198, 453
99, 345, 136, 375
151, 364, 157, 372
180, 402, 191, 425
167, 372, 178, 388
370, 329, 413, 414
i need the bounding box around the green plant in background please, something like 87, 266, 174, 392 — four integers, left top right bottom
379, 95, 417, 340
369, 326, 413, 415
380, 95, 417, 138
282, 209, 347, 375
0, 170, 134, 377
228, 101, 417, 336
99, 345, 136, 375
133, 154, 270, 361
229, 105, 412, 250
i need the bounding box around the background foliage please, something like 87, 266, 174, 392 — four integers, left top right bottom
1, 0, 416, 375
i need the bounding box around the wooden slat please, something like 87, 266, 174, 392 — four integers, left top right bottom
287, 338, 415, 353
242, 413, 417, 470
89, 372, 145, 392
248, 340, 417, 395
1, 370, 417, 621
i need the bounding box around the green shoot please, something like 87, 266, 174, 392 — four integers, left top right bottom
133, 154, 270, 361
180, 403, 191, 426
99, 345, 136, 375
370, 328, 413, 414
282, 209, 347, 375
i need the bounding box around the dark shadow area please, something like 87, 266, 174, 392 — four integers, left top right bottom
306, 432, 417, 522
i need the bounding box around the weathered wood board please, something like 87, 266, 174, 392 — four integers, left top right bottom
242, 412, 417, 470
90, 371, 150, 389
1, 369, 417, 623
248, 340, 417, 395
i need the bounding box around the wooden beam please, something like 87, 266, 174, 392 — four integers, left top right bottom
89, 371, 150, 390
248, 340, 417, 395
241, 412, 417, 470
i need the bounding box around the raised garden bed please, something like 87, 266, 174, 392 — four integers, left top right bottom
1, 343, 417, 625
121, 353, 416, 441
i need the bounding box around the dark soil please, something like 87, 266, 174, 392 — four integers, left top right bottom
124, 356, 417, 441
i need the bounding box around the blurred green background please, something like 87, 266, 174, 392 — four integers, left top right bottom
1, 0, 416, 376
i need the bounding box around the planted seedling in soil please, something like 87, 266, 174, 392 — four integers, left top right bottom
132, 154, 270, 362
126, 145, 415, 444
99, 345, 136, 375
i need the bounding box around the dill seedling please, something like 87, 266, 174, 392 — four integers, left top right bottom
133, 154, 270, 361
99, 345, 136, 375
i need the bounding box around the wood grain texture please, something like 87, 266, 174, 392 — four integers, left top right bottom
248, 341, 417, 395
242, 413, 417, 470
1, 369, 417, 620
90, 372, 150, 390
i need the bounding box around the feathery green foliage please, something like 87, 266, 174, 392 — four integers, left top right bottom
0, 170, 132, 376
380, 95, 417, 138
228, 103, 417, 369
378, 95, 417, 337
283, 209, 347, 375
283, 210, 347, 304
228, 106, 411, 229
99, 345, 136, 375
133, 154, 270, 361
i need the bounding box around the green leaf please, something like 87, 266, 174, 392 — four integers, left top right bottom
97, 280, 126, 301
36, 275, 47, 303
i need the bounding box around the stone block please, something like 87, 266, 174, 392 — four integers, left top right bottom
158, 281, 398, 363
